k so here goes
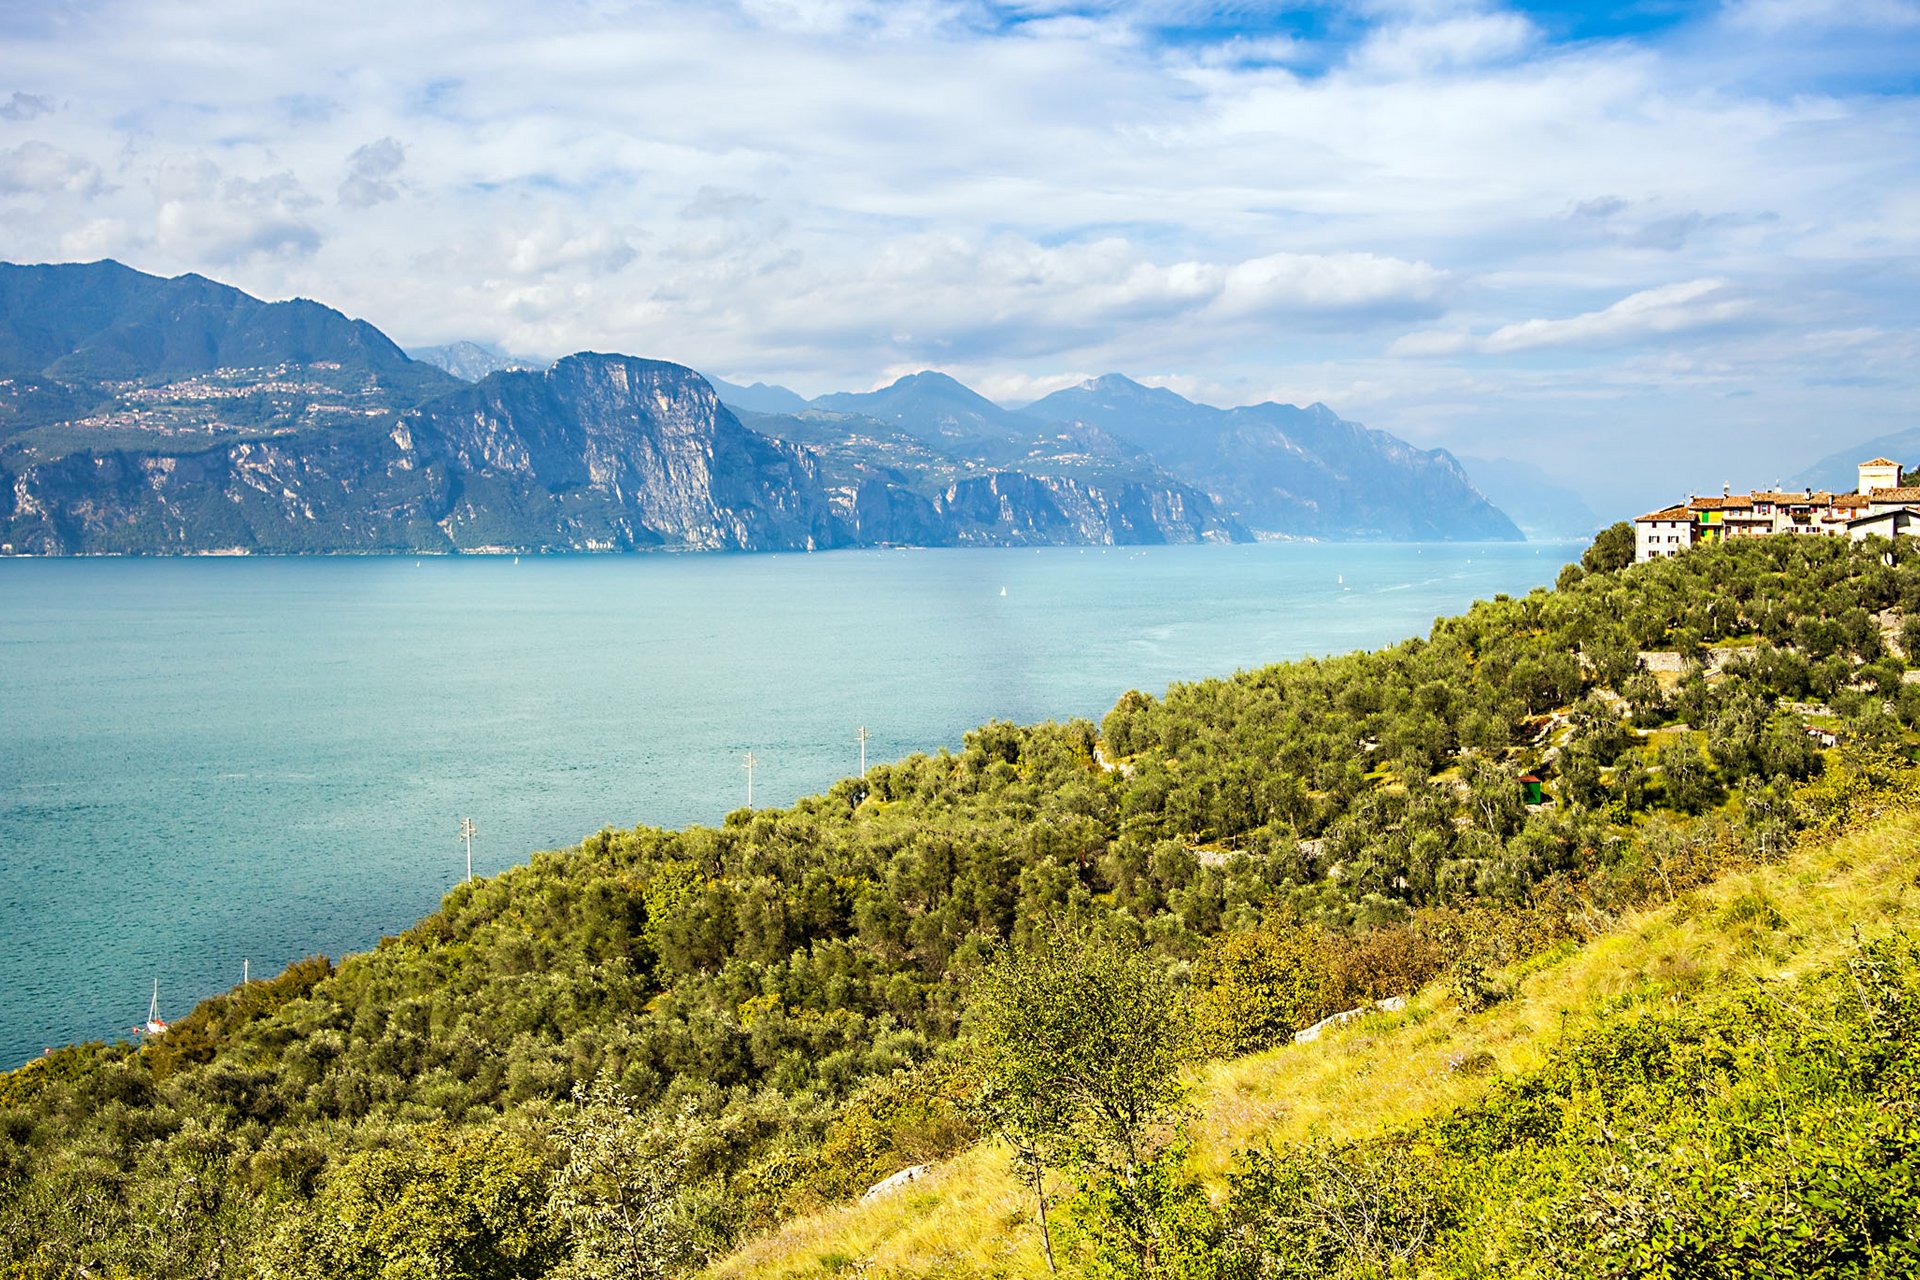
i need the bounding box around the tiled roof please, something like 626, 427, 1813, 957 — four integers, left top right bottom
1752, 491, 1817, 503
1869, 487, 1920, 502
1689, 496, 1730, 510
1636, 504, 1693, 522
1861, 457, 1901, 467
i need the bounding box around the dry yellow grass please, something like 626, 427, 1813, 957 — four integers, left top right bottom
701, 800, 1920, 1280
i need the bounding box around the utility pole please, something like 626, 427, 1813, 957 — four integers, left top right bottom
743, 751, 758, 809
460, 816, 477, 882
857, 725, 871, 777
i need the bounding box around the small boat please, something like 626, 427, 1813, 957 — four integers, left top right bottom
138, 979, 168, 1038
999, 587, 1007, 597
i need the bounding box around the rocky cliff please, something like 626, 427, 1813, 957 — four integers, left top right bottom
3, 355, 846, 554
405, 354, 842, 552
829, 469, 1240, 546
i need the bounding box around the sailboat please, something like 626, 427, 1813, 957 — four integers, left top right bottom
138, 979, 168, 1038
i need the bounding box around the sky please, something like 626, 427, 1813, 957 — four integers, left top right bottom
2, 0, 1918, 514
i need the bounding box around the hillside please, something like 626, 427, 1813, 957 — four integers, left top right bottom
708, 788, 1920, 1278
4, 534, 1919, 1275
0, 260, 447, 392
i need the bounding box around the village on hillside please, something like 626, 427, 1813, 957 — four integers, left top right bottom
1635, 458, 1920, 562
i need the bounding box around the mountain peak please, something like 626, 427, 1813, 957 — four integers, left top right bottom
891, 369, 968, 389
875, 370, 998, 406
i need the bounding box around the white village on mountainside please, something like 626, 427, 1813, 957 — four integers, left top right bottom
1635, 458, 1920, 563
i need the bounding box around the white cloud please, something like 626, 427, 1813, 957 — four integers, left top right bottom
338, 137, 405, 208
58, 217, 130, 259
1351, 11, 1536, 78
1481, 279, 1751, 353
146, 157, 321, 264
1390, 280, 1755, 358
0, 141, 107, 196
1215, 251, 1448, 317
0, 91, 54, 121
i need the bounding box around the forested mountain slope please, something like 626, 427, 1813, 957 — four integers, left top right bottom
5, 533, 1920, 1276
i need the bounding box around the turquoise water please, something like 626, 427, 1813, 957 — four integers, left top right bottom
0, 542, 1579, 1067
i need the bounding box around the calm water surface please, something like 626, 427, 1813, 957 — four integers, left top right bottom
0, 542, 1579, 1066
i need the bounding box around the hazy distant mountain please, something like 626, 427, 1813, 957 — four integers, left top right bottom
1025, 374, 1522, 541
706, 375, 810, 415
0, 260, 450, 395
1789, 429, 1920, 493
0, 261, 1517, 553
1456, 455, 1602, 540
812, 371, 1040, 460
0, 259, 461, 464
410, 340, 543, 382
0, 263, 1251, 553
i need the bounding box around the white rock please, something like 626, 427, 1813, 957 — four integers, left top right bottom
860, 1164, 931, 1204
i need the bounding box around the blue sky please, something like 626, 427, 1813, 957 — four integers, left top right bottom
2, 0, 1918, 513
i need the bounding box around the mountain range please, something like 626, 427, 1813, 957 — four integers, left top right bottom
1789, 429, 1920, 494
0, 261, 1521, 554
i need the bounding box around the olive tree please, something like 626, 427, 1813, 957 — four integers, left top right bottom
964, 927, 1188, 1272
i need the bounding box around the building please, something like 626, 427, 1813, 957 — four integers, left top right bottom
1634, 459, 1918, 562
1634, 504, 1695, 561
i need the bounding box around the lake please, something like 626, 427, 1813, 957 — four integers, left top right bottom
0, 541, 1580, 1067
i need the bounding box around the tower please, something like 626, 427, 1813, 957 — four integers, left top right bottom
1858, 458, 1902, 495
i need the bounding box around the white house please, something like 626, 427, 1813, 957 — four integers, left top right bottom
1633, 458, 1917, 562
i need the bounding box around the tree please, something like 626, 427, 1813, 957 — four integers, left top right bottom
1582, 520, 1635, 573
964, 928, 1189, 1272
548, 1075, 698, 1280
1656, 737, 1720, 814
265, 1122, 563, 1280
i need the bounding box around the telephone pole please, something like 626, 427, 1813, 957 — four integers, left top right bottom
459, 816, 477, 882
856, 725, 871, 777
743, 751, 758, 809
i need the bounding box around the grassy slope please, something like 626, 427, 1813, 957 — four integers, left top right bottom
704, 792, 1920, 1280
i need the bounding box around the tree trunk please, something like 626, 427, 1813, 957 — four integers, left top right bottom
1030, 1150, 1056, 1274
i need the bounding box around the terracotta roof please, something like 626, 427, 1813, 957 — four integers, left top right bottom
1636, 504, 1693, 522
1689, 496, 1730, 510
1869, 487, 1920, 502
1861, 457, 1901, 467
1752, 491, 1817, 503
